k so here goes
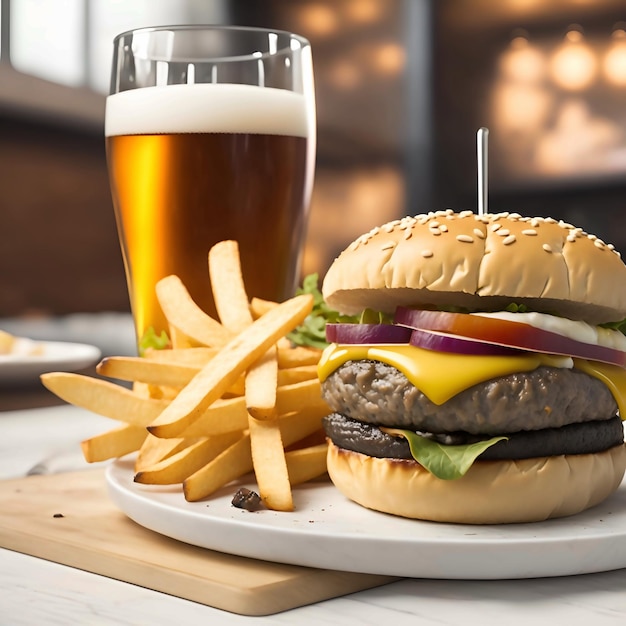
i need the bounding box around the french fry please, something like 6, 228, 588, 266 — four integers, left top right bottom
134, 431, 244, 484
135, 433, 193, 473
246, 344, 288, 509
275, 378, 328, 416
168, 324, 200, 349
285, 443, 329, 485
208, 241, 253, 332
277, 346, 323, 368
144, 346, 217, 366
145, 384, 181, 401
81, 424, 148, 463
279, 406, 328, 445
147, 294, 313, 438
246, 347, 278, 420
40, 372, 168, 426
99, 356, 248, 397
247, 415, 292, 510
250, 296, 278, 318
208, 243, 281, 420
183, 434, 252, 502
132, 380, 152, 397
97, 356, 198, 388
284, 427, 327, 453
277, 365, 319, 385
156, 274, 233, 347
177, 395, 249, 436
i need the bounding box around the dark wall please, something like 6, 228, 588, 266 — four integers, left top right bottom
431, 1, 626, 256
0, 115, 129, 317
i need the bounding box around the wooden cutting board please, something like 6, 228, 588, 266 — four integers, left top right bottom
0, 469, 398, 616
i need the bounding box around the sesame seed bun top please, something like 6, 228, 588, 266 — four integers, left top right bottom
321, 210, 626, 325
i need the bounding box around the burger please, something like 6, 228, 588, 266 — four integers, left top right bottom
318, 210, 626, 524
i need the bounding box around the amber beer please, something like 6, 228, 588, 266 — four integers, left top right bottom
105, 83, 313, 338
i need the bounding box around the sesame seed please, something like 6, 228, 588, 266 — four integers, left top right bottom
543, 243, 553, 253
587, 234, 597, 241
459, 210, 474, 218
439, 224, 449, 232
473, 228, 486, 239
497, 229, 510, 237
381, 242, 395, 251
429, 221, 440, 229
530, 219, 540, 227
431, 229, 442, 236
522, 229, 537, 236
594, 240, 606, 250
608, 243, 615, 251
404, 230, 413, 240
566, 235, 577, 242
503, 235, 516, 245
421, 249, 434, 258
456, 234, 474, 243
491, 223, 501, 232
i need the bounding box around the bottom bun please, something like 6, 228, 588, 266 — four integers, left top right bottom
326, 441, 626, 524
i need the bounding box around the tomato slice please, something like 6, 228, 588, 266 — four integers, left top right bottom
395, 307, 626, 367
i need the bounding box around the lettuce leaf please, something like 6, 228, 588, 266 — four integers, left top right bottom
381, 428, 507, 480
138, 326, 170, 355
287, 274, 359, 348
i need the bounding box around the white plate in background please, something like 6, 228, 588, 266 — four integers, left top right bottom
0, 339, 101, 385
106, 457, 626, 580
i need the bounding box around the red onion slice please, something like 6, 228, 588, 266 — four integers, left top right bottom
326, 323, 412, 344
409, 328, 526, 356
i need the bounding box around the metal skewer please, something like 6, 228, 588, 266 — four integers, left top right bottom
477, 127, 489, 215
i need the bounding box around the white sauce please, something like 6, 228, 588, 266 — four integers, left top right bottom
471, 311, 626, 351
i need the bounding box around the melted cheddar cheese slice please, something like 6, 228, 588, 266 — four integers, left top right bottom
318, 343, 626, 417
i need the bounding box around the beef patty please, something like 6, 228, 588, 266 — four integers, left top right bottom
321, 361, 618, 435
323, 413, 626, 461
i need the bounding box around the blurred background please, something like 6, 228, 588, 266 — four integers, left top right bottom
2, 0, 626, 322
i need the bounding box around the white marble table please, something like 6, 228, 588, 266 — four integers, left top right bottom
2, 404, 626, 625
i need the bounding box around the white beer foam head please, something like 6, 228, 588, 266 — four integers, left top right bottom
105, 83, 310, 137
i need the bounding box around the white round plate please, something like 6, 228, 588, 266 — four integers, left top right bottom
106, 457, 626, 579
0, 340, 101, 385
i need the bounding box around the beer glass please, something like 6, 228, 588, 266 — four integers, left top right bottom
105, 25, 315, 342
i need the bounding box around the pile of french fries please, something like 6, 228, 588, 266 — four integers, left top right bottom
41, 241, 330, 511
